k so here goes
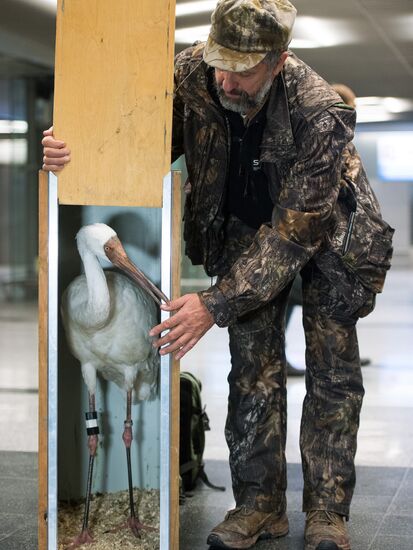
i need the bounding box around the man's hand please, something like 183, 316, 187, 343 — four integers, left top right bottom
149, 293, 215, 360
41, 126, 71, 172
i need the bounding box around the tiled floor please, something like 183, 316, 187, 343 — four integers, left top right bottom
0, 452, 37, 550
0, 266, 412, 548
180, 461, 413, 549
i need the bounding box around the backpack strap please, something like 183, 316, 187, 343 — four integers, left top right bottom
180, 460, 199, 476
197, 464, 226, 492
180, 461, 226, 491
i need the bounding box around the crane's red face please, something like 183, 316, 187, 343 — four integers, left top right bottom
103, 236, 169, 306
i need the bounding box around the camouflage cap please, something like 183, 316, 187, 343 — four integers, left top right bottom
203, 0, 297, 72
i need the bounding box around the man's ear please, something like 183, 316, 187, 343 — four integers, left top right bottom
272, 51, 289, 78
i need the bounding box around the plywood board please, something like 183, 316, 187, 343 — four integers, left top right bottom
53, 0, 175, 207
38, 170, 49, 549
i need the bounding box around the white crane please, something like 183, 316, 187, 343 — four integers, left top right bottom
61, 223, 168, 548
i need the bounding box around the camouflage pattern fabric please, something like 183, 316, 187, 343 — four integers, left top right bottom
203, 0, 297, 72
318, 143, 394, 296
226, 282, 290, 513
173, 46, 393, 328
219, 218, 366, 515
172, 43, 392, 517
300, 261, 365, 515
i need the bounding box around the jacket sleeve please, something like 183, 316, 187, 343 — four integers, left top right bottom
199, 106, 356, 327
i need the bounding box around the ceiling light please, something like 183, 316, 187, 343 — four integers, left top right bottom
293, 16, 361, 48
0, 120, 28, 134
356, 108, 395, 124
356, 97, 413, 123
175, 25, 211, 44
382, 97, 413, 114
290, 39, 323, 49
176, 1, 217, 17
20, 0, 56, 12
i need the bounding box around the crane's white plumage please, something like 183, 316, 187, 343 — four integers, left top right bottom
61, 223, 159, 401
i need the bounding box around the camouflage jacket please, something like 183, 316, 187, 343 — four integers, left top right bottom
173, 45, 393, 327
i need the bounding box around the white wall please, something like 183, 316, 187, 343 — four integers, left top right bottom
355, 125, 413, 261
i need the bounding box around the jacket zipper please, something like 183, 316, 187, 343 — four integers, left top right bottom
342, 210, 356, 255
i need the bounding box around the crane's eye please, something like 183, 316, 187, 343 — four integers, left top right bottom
104, 246, 110, 251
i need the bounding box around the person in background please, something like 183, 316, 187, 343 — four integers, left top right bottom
42, 1, 393, 548
332, 83, 356, 109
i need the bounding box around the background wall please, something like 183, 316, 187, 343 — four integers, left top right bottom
355, 122, 413, 262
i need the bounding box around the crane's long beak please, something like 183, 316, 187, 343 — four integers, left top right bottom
104, 237, 169, 306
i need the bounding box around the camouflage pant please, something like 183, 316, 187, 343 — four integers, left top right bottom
222, 216, 370, 516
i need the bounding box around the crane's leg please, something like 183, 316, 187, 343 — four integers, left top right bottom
106, 390, 154, 537
65, 393, 99, 549
124, 390, 143, 536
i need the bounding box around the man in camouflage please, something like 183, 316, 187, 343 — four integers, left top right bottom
158, 1, 393, 548
42, 1, 393, 548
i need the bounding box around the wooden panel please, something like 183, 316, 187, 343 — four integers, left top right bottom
38, 171, 49, 550
53, 0, 175, 207
170, 171, 181, 549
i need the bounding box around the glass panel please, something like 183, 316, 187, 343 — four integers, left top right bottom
0, 75, 53, 302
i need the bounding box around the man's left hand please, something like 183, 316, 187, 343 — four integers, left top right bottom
149, 293, 215, 360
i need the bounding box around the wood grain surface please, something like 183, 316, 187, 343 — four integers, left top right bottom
53, 0, 175, 207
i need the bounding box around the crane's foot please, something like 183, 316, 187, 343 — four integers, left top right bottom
64, 528, 94, 549
128, 515, 156, 538
105, 516, 155, 538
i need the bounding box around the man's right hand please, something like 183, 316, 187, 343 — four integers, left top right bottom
41, 126, 71, 172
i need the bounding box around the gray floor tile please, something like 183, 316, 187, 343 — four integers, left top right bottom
0, 515, 37, 550
286, 464, 304, 493
350, 494, 393, 515
0, 478, 37, 516
398, 473, 413, 496
0, 452, 37, 550
389, 496, 413, 516
0, 451, 37, 479
377, 514, 413, 537
346, 514, 383, 550
353, 465, 406, 496
0, 529, 37, 550
370, 535, 413, 550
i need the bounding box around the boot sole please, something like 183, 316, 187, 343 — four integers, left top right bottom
316, 543, 340, 550
305, 539, 350, 550
207, 522, 289, 549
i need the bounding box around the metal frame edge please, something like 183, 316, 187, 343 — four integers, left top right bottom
160, 172, 173, 549
47, 172, 59, 550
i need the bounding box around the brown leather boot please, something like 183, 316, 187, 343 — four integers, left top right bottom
206, 506, 289, 549
304, 510, 351, 550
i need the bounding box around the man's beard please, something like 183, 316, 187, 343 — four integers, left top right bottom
214, 71, 274, 114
